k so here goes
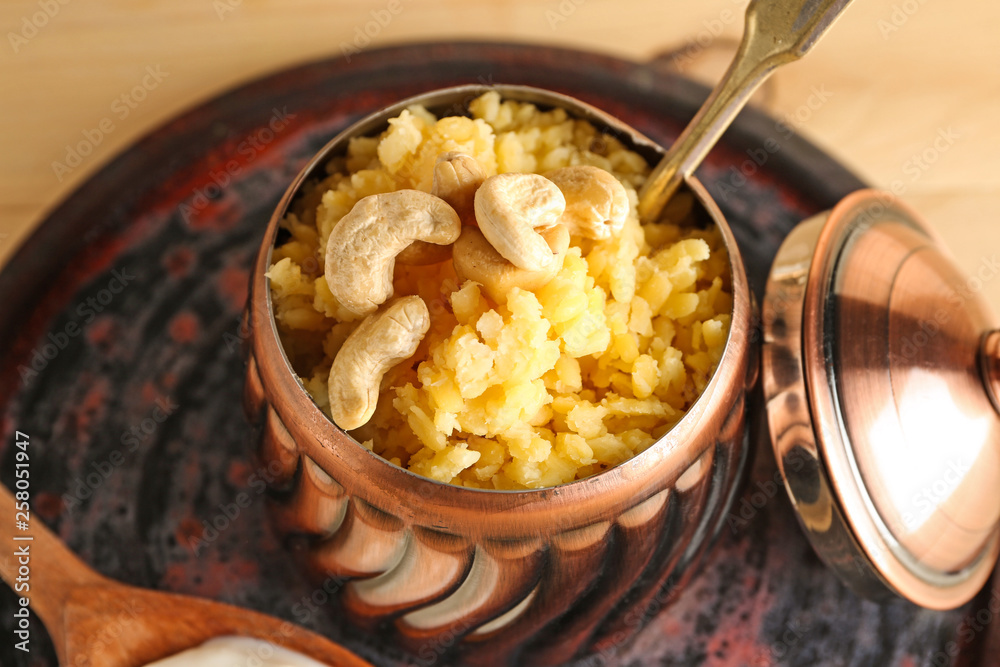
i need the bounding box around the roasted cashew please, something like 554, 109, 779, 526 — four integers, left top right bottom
453, 224, 570, 304
325, 190, 460, 317
396, 152, 486, 265
328, 296, 430, 431
544, 165, 629, 240
433, 151, 486, 226
474, 173, 566, 272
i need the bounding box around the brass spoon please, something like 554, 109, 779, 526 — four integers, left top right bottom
638, 0, 855, 223
0, 485, 372, 667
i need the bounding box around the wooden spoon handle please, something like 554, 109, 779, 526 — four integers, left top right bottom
0, 481, 105, 651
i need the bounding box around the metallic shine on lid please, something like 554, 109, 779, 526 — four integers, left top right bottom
763, 189, 1000, 610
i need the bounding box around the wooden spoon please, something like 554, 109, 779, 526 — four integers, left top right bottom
0, 484, 372, 667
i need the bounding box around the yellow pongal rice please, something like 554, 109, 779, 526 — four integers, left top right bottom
267, 91, 732, 490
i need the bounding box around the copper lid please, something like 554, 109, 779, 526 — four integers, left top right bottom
762, 188, 1000, 609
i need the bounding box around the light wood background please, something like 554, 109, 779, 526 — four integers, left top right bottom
1, 0, 998, 308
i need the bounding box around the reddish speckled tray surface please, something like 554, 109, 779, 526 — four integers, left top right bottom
0, 42, 997, 666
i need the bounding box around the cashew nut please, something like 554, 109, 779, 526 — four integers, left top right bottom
433, 151, 486, 226
474, 173, 566, 272
325, 190, 460, 317
396, 152, 486, 265
453, 224, 570, 304
544, 165, 629, 240
328, 296, 430, 431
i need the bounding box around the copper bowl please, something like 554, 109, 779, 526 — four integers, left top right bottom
242, 85, 756, 665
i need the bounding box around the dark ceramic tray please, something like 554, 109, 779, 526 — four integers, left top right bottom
1, 42, 996, 667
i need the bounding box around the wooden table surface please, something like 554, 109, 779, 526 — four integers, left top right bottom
1, 0, 998, 308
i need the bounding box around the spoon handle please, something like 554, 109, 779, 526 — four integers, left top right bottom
637, 0, 854, 223
1, 482, 104, 654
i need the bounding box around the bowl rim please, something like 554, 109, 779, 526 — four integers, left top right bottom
248, 83, 753, 513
